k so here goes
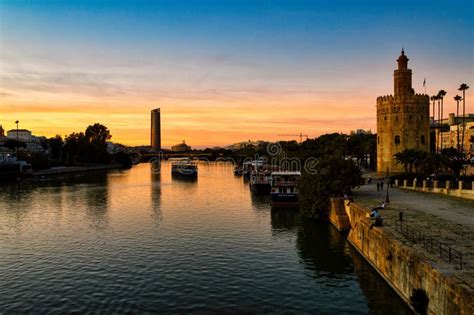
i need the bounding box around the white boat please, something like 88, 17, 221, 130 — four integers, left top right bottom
242, 159, 266, 180
170, 158, 198, 178
270, 171, 301, 203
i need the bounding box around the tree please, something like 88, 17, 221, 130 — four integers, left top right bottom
437, 90, 447, 151
458, 83, 469, 156
347, 133, 376, 168
85, 123, 111, 144
298, 156, 361, 219
63, 132, 89, 164
430, 95, 437, 121
394, 149, 411, 173
440, 148, 464, 176
47, 135, 64, 161
454, 95, 462, 151
84, 123, 112, 163
394, 148, 429, 174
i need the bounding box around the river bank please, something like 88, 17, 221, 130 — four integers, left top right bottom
327, 185, 474, 314
29, 163, 125, 177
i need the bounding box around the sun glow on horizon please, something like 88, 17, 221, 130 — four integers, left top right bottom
1, 1, 472, 147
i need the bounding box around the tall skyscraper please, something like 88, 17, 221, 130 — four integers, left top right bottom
151, 108, 161, 151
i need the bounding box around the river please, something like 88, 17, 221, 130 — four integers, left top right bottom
0, 162, 412, 313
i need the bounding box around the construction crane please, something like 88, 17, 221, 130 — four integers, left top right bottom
277, 132, 309, 144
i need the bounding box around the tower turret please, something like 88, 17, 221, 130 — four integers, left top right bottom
394, 49, 413, 97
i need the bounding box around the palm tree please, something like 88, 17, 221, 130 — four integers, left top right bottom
454, 95, 462, 152
458, 83, 470, 156
394, 150, 411, 173
430, 95, 437, 122
435, 95, 441, 153
437, 90, 447, 151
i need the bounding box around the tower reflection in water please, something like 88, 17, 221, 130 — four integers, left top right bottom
150, 161, 162, 224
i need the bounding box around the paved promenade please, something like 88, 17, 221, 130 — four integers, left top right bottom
352, 183, 474, 287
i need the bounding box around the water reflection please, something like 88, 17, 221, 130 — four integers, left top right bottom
0, 163, 412, 313
250, 193, 270, 210
83, 174, 110, 230
296, 220, 353, 275
350, 248, 413, 314
270, 207, 300, 234
150, 167, 162, 224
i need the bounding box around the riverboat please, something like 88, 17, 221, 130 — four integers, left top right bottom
242, 159, 266, 180
249, 165, 280, 194
270, 171, 301, 203
170, 158, 198, 178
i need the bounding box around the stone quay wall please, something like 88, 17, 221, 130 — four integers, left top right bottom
328, 198, 474, 314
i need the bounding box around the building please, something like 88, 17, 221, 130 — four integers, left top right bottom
0, 125, 4, 137
151, 108, 161, 151
4, 128, 46, 152
171, 140, 191, 152
376, 50, 430, 173
434, 114, 474, 157
7, 129, 32, 142
350, 129, 372, 135
226, 140, 267, 151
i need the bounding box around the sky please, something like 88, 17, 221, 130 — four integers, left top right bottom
0, 0, 473, 148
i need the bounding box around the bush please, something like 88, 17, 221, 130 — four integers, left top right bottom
298, 156, 361, 219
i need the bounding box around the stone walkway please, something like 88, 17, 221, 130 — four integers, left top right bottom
352, 183, 474, 287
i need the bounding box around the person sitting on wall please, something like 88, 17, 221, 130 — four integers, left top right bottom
372, 201, 386, 211
369, 209, 383, 229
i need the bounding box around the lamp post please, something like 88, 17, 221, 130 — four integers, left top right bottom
385, 167, 390, 204
15, 120, 19, 140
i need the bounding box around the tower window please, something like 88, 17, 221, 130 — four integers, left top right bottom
384, 116, 387, 121
395, 135, 400, 145
377, 136, 380, 144
395, 116, 398, 121
409, 115, 412, 120
421, 135, 425, 145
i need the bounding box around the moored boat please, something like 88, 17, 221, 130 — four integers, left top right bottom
270, 171, 301, 203
170, 158, 198, 178
242, 159, 265, 180
249, 165, 279, 194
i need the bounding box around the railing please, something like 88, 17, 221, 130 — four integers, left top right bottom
395, 179, 473, 191
394, 220, 464, 269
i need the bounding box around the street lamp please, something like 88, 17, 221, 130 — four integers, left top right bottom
15, 120, 19, 140
385, 167, 390, 204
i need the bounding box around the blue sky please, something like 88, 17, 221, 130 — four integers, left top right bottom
1, 0, 473, 146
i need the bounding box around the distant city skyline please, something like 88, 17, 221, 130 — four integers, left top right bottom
1, 0, 472, 147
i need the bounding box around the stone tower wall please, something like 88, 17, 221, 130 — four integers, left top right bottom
376, 52, 430, 173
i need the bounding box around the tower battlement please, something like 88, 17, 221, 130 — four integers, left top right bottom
376, 51, 430, 173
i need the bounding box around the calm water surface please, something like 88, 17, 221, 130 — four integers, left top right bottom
0, 162, 412, 313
